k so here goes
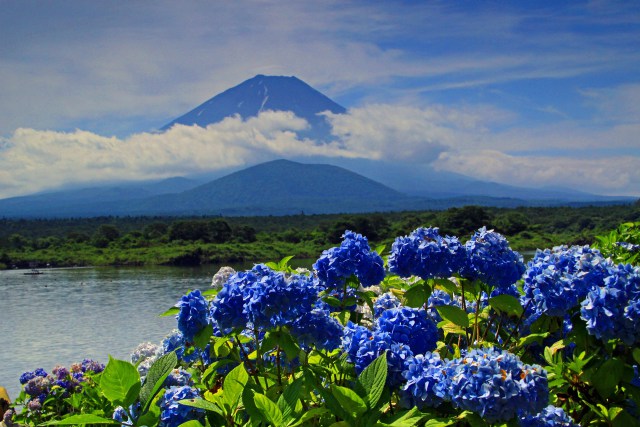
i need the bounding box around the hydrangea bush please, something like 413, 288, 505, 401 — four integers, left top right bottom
7, 227, 640, 427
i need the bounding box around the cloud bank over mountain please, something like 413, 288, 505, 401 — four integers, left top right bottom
1, 103, 638, 199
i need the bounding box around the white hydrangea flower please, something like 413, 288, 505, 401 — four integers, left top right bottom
211, 266, 236, 289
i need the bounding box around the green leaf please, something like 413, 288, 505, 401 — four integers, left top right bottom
193, 324, 213, 350
277, 378, 303, 422
404, 283, 429, 308
357, 351, 387, 409
41, 414, 121, 425
518, 333, 549, 347
140, 351, 177, 410
593, 357, 625, 399
288, 408, 330, 427
178, 398, 224, 416
159, 306, 179, 317
279, 255, 295, 269
223, 363, 249, 413
331, 384, 367, 417
254, 393, 284, 426
100, 356, 140, 406
633, 348, 640, 365
432, 278, 458, 295
488, 294, 524, 317
436, 305, 469, 328
177, 421, 205, 427
381, 406, 429, 427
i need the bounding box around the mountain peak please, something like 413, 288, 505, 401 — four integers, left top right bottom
160, 75, 345, 140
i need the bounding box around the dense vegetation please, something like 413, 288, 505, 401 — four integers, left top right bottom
5, 222, 640, 426
1, 202, 638, 269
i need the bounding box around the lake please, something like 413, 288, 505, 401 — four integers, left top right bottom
0, 265, 237, 401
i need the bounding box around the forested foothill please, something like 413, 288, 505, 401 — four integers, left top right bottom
0, 202, 638, 269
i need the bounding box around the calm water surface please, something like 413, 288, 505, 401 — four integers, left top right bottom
0, 265, 229, 401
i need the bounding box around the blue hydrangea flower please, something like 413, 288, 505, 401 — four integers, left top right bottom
376, 306, 438, 355
389, 227, 466, 279
519, 405, 578, 427
164, 368, 193, 387
211, 265, 320, 333
290, 308, 344, 351
447, 348, 548, 423
374, 293, 402, 318
176, 289, 210, 342
426, 289, 460, 322
580, 263, 640, 345
314, 231, 385, 289
113, 403, 140, 427
158, 386, 205, 427
401, 352, 450, 409
523, 246, 608, 318
19, 368, 47, 385
355, 331, 414, 388
463, 227, 525, 289
342, 322, 374, 364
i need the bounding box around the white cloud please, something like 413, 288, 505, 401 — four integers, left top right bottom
0, 111, 356, 199
436, 150, 640, 196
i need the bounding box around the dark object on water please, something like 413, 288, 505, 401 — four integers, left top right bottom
24, 269, 43, 275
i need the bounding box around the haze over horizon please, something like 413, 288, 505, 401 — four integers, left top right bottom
1, 1, 639, 199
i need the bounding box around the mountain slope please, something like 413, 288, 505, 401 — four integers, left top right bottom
161, 75, 345, 140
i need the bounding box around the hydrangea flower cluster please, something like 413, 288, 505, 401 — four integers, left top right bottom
158, 386, 205, 427
463, 227, 525, 289
130, 342, 161, 365
314, 231, 385, 289
176, 289, 210, 342
446, 348, 548, 423
211, 266, 236, 289
389, 227, 466, 279
342, 305, 438, 388
519, 405, 578, 427
580, 263, 640, 345
210, 264, 320, 333
426, 289, 461, 322
522, 246, 608, 318
289, 307, 344, 351
401, 352, 449, 408
373, 292, 401, 318
164, 368, 193, 387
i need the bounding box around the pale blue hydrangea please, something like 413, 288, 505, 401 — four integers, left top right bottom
519, 405, 578, 427
176, 289, 210, 342
158, 386, 205, 427
401, 352, 450, 409
581, 263, 640, 345
374, 292, 402, 318
447, 348, 548, 423
314, 230, 385, 289
164, 368, 193, 387
130, 342, 160, 365
389, 227, 466, 279
463, 227, 525, 290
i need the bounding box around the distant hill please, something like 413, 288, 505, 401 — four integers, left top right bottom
161, 75, 345, 140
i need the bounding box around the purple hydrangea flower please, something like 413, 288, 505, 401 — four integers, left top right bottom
581, 263, 640, 345
519, 405, 578, 427
463, 227, 525, 290
314, 231, 385, 289
447, 348, 548, 423
24, 376, 51, 397
376, 306, 438, 355
176, 289, 210, 342
389, 227, 466, 279
81, 359, 104, 373
158, 386, 205, 427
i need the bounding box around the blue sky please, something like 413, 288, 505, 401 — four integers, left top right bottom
0, 0, 638, 198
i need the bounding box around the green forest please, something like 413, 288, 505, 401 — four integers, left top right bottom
1, 202, 639, 269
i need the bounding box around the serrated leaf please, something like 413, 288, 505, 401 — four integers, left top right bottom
489, 294, 524, 317
277, 378, 303, 422
357, 351, 387, 409
159, 306, 179, 317
100, 356, 140, 405
41, 414, 121, 425
288, 408, 330, 427
331, 385, 367, 417
404, 283, 428, 308
178, 397, 224, 416
193, 324, 213, 350
140, 351, 177, 410
253, 393, 284, 426
223, 363, 249, 412
436, 305, 469, 328
593, 357, 625, 399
